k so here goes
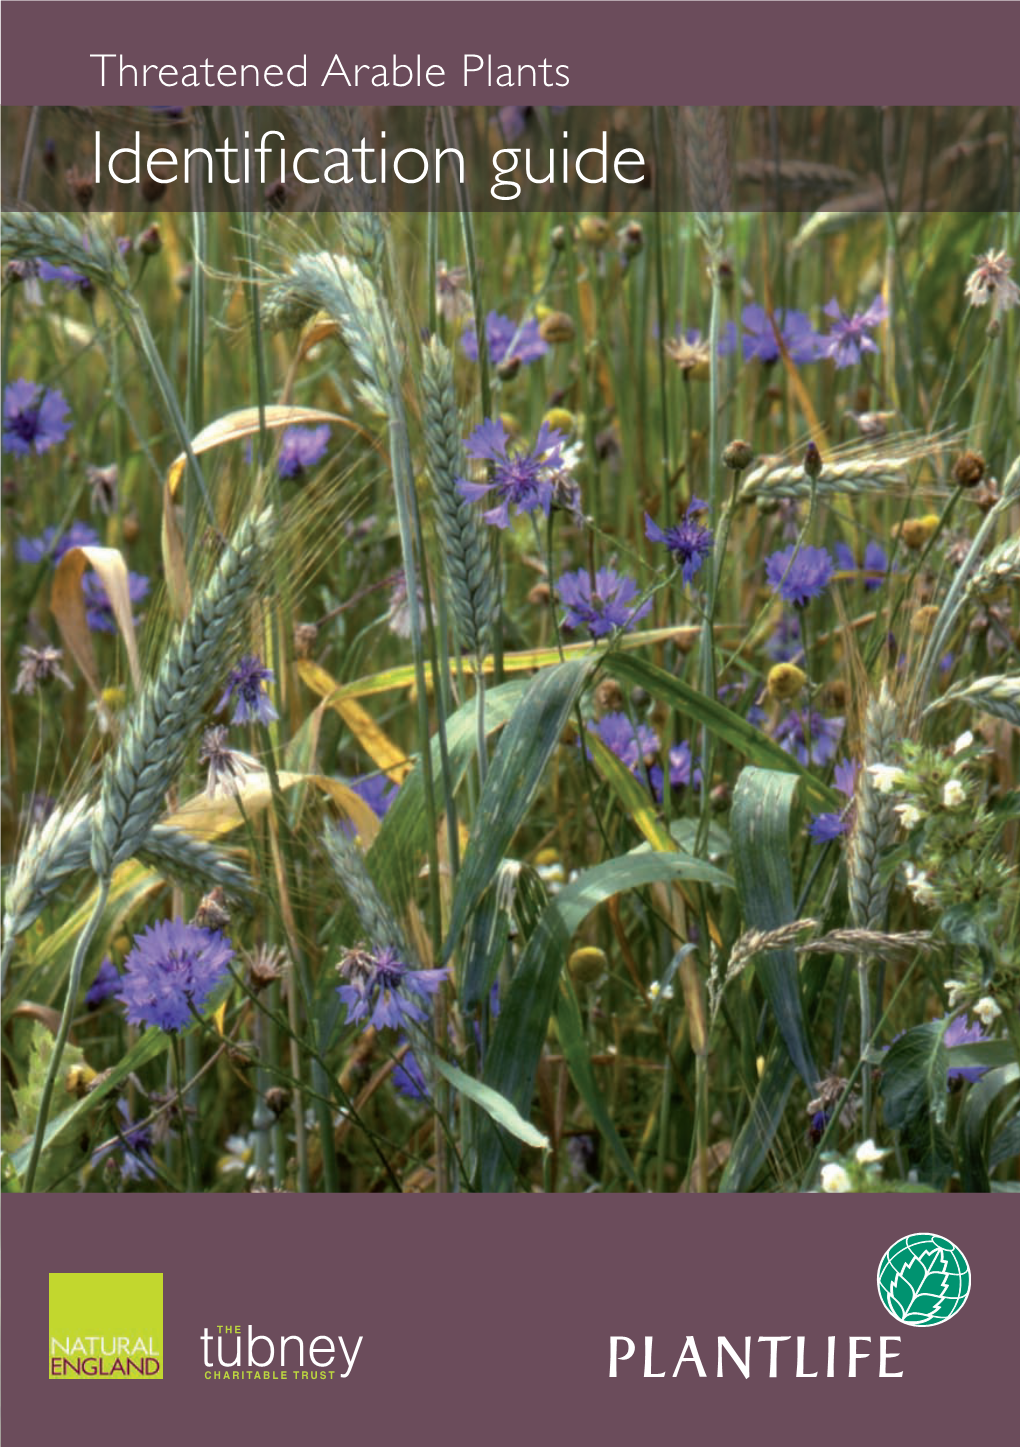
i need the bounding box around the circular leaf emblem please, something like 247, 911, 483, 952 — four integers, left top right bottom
877, 1233, 971, 1327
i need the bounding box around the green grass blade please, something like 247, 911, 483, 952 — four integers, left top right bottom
479, 847, 732, 1191
731, 767, 817, 1087
554, 975, 641, 1189
444, 657, 595, 958
719, 1044, 797, 1192
433, 1059, 549, 1152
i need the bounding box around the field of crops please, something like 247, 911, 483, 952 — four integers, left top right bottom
2, 106, 1017, 1193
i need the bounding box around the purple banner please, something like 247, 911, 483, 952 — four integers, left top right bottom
1, 2, 1019, 105
3, 1195, 1017, 1443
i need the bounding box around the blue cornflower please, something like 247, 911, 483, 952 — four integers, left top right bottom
277, 424, 330, 479
116, 919, 234, 1032
458, 418, 565, 529
393, 1041, 430, 1100
649, 742, 700, 802
834, 540, 891, 592
16, 521, 101, 565
821, 295, 887, 368
91, 1099, 157, 1183
808, 812, 848, 844
765, 613, 803, 664
351, 774, 399, 818
774, 709, 844, 768
461, 312, 548, 367
765, 544, 835, 608
86, 957, 122, 1009
808, 757, 858, 843
644, 498, 714, 585
558, 566, 653, 639
3, 379, 72, 456
337, 945, 448, 1034
217, 654, 278, 727
588, 712, 659, 772
337, 774, 400, 840
82, 570, 150, 633
834, 759, 858, 798
808, 1109, 830, 1144
740, 304, 823, 364
37, 259, 90, 293
944, 1013, 989, 1084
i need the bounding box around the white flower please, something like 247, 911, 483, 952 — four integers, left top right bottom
973, 996, 1002, 1027
944, 979, 967, 1009
867, 763, 905, 795
648, 981, 674, 1003
964, 249, 1020, 320
953, 730, 974, 755
820, 1163, 852, 1193
942, 778, 967, 809
894, 802, 923, 831
855, 1139, 891, 1166
904, 863, 937, 907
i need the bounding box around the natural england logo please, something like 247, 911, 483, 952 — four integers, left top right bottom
49, 1273, 163, 1380
877, 1235, 971, 1328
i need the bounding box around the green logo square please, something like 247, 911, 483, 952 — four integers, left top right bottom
48, 1273, 163, 1380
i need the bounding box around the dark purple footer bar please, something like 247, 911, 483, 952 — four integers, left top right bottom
3, 1193, 1015, 1443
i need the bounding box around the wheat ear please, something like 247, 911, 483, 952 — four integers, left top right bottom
420, 337, 495, 659
91, 509, 273, 878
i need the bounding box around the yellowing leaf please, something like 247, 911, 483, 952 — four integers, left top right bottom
161, 479, 192, 621
166, 405, 347, 499
51, 544, 142, 697
297, 660, 413, 782
165, 771, 382, 844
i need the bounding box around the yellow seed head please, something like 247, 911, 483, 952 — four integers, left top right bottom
569, 946, 609, 984
911, 604, 940, 634
895, 514, 940, 550
538, 311, 576, 345
767, 662, 808, 701
579, 216, 612, 248
543, 407, 576, 437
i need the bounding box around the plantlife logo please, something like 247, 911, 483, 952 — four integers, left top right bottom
49, 1273, 163, 1380
877, 1234, 970, 1328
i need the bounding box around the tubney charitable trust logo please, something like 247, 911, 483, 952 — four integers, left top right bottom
49, 1273, 163, 1379
876, 1235, 971, 1328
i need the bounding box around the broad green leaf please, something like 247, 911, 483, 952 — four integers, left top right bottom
433, 1059, 549, 1152
731, 767, 817, 1087
990, 1112, 1020, 1171
959, 1064, 1020, 1192
608, 653, 840, 814
461, 861, 547, 1013
479, 847, 732, 1191
880, 1021, 949, 1130
368, 676, 529, 920
445, 658, 596, 957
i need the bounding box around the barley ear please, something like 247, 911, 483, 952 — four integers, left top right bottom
322, 826, 414, 961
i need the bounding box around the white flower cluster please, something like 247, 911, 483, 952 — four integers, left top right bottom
819, 1140, 891, 1193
